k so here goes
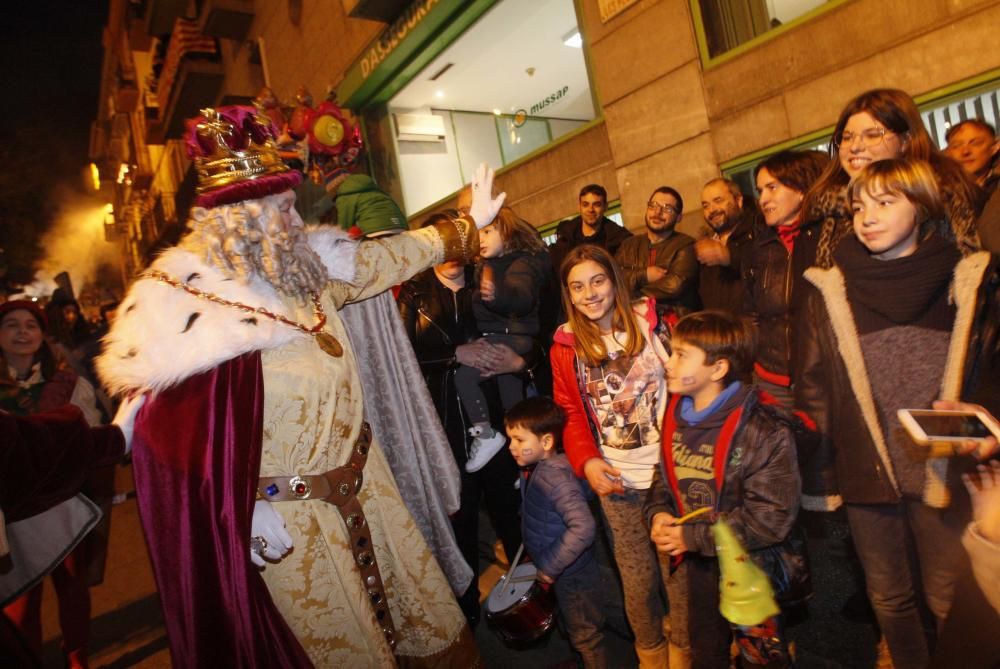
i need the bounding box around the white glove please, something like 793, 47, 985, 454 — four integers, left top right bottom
250, 499, 294, 567
468, 163, 507, 229
112, 394, 146, 455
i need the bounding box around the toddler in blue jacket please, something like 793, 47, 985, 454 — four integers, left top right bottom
506, 397, 607, 669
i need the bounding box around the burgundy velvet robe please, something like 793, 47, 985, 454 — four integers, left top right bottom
130, 352, 313, 668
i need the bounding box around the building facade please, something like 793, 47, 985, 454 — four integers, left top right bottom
92, 0, 1000, 279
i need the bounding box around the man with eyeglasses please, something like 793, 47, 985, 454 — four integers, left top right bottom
549, 184, 632, 276
615, 186, 699, 322
695, 178, 755, 315
945, 119, 999, 196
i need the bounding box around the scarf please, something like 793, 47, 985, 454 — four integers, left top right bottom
835, 234, 959, 334
776, 218, 801, 254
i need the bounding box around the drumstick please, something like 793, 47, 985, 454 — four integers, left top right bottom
673, 506, 712, 525
497, 543, 526, 592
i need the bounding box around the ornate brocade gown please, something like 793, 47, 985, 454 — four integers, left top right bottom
98, 226, 477, 668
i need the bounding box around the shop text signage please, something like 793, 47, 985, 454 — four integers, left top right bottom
598, 0, 640, 23
360, 0, 440, 79
530, 86, 569, 115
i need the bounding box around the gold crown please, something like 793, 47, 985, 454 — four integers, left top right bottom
190, 107, 290, 194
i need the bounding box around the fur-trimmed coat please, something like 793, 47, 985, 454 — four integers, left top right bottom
794, 251, 997, 510
96, 225, 479, 668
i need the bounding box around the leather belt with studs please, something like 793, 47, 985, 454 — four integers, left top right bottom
256, 422, 398, 651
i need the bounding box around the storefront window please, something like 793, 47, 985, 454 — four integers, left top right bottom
388, 0, 597, 215
695, 0, 830, 60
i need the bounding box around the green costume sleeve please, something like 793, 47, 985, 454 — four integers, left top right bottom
335, 174, 407, 237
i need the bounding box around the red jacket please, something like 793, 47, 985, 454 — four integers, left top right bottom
550, 297, 660, 478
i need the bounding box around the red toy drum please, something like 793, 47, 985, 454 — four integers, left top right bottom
484, 563, 556, 645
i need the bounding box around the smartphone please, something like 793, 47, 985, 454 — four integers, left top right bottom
897, 408, 1000, 457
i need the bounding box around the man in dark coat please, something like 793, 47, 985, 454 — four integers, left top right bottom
549, 184, 632, 275
696, 178, 755, 315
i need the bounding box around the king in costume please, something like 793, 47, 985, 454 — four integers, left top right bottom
96, 106, 502, 667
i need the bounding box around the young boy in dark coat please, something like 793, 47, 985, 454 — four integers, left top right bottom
506, 397, 607, 669
644, 311, 801, 668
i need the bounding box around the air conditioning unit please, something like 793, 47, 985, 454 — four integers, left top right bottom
394, 113, 446, 142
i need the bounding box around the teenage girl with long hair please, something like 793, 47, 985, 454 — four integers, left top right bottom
550, 245, 684, 668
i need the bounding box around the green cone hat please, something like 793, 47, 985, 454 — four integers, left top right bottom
713, 518, 780, 626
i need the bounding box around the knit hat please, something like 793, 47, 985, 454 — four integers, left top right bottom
0, 300, 48, 331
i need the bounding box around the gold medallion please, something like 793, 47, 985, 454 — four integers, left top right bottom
315, 331, 343, 357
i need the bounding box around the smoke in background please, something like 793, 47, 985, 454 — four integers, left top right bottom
23, 187, 119, 299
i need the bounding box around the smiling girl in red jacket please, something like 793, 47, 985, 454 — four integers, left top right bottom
549, 244, 683, 668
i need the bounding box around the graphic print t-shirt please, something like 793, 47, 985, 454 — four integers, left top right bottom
671, 384, 749, 513
583, 333, 666, 489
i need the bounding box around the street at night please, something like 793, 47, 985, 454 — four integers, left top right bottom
3, 1, 999, 668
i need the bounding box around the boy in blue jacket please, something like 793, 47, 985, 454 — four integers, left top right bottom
506, 397, 607, 669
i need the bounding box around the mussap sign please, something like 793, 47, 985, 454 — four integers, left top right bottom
530, 86, 569, 116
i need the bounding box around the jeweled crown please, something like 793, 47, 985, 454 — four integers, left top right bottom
185, 106, 291, 195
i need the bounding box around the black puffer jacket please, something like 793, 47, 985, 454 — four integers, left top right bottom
474, 249, 548, 337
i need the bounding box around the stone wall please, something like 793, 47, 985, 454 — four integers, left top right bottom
242, 0, 1000, 235
581, 0, 1000, 236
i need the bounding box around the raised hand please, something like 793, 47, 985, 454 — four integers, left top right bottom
468, 163, 507, 229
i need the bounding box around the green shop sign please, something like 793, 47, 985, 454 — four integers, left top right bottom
337, 0, 498, 109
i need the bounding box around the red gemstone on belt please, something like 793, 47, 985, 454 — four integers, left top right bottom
294, 482, 307, 494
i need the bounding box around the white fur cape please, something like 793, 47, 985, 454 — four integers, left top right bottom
97, 227, 356, 396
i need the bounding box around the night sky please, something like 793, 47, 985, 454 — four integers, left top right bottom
0, 1, 107, 285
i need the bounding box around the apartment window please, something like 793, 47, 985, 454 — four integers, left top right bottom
696, 0, 830, 60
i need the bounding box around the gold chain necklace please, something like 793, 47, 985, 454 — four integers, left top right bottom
145, 269, 343, 357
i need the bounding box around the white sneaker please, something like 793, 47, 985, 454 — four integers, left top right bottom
465, 431, 507, 473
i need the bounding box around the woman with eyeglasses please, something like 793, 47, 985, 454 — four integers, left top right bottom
806, 88, 982, 268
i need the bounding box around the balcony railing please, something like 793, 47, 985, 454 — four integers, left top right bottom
148, 18, 223, 141
196, 0, 255, 41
